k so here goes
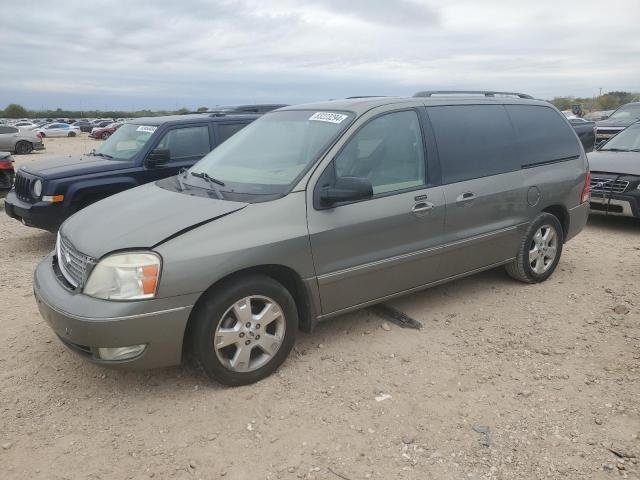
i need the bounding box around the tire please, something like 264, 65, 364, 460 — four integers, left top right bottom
505, 212, 564, 283
14, 141, 33, 155
189, 274, 298, 386
68, 131, 76, 137
101, 132, 110, 140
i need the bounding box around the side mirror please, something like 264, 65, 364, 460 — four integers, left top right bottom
320, 176, 373, 206
146, 149, 170, 167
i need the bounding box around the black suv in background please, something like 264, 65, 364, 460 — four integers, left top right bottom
4, 113, 258, 231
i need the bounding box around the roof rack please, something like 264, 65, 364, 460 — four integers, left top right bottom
413, 90, 533, 99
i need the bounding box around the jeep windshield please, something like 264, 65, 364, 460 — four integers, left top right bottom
92, 123, 157, 160
609, 104, 640, 121
599, 122, 640, 152
188, 110, 353, 195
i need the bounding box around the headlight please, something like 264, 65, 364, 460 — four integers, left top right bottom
32, 179, 42, 198
84, 252, 161, 300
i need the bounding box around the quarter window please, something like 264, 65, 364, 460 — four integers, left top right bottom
427, 105, 518, 184
155, 126, 211, 160
334, 110, 426, 195
505, 105, 581, 166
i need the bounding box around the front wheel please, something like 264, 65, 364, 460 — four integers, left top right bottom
505, 212, 563, 283
189, 275, 298, 386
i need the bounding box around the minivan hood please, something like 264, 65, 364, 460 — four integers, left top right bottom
61, 182, 248, 258
20, 155, 132, 179
588, 150, 640, 176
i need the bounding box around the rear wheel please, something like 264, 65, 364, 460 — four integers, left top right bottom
15, 141, 33, 154
189, 275, 298, 386
68, 131, 76, 137
506, 212, 563, 283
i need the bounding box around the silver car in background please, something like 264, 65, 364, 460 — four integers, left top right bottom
33, 92, 590, 385
0, 125, 45, 154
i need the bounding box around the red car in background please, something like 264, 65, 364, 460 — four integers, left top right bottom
89, 122, 122, 140
0, 152, 15, 197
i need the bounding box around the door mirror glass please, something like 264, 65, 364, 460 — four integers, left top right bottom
320, 176, 373, 206
146, 149, 171, 167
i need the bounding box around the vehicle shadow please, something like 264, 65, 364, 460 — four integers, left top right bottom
587, 213, 640, 232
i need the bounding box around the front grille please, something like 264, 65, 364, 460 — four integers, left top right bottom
590, 177, 629, 194
56, 233, 94, 288
14, 171, 33, 201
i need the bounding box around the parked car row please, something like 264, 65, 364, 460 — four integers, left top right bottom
3, 92, 594, 386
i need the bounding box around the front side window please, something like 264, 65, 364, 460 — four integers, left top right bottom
190, 110, 353, 194
334, 110, 426, 195
155, 126, 210, 160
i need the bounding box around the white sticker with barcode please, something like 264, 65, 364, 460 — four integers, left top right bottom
136, 125, 157, 133
309, 112, 348, 124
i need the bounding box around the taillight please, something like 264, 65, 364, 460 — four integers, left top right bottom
0, 161, 13, 170
581, 171, 591, 203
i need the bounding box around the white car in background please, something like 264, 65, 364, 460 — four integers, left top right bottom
35, 123, 81, 138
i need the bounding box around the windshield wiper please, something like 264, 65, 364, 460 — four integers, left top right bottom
92, 151, 113, 159
600, 148, 630, 152
190, 171, 225, 199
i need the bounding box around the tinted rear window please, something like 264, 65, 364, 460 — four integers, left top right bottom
427, 105, 518, 184
506, 105, 580, 166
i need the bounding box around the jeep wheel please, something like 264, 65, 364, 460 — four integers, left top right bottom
506, 212, 563, 283
189, 275, 298, 386
15, 141, 33, 155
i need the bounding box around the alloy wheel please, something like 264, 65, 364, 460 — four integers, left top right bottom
528, 224, 558, 274
214, 295, 286, 372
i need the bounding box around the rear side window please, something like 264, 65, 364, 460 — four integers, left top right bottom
216, 123, 248, 144
506, 105, 580, 166
427, 105, 517, 184
0, 126, 17, 134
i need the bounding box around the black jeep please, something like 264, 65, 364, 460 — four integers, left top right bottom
4, 113, 258, 231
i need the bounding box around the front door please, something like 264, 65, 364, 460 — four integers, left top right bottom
307, 109, 446, 315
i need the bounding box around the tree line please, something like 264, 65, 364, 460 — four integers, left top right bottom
549, 91, 639, 112
0, 104, 208, 119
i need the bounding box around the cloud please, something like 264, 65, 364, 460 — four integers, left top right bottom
0, 0, 638, 110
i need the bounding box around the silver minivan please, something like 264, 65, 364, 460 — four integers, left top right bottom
34, 92, 590, 385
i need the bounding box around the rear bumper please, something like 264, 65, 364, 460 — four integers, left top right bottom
590, 193, 640, 218
566, 202, 589, 241
4, 190, 66, 231
34, 253, 198, 369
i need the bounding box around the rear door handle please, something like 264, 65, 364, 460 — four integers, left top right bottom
456, 192, 476, 206
411, 201, 434, 215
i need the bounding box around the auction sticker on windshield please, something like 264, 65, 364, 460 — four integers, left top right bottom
309, 112, 348, 124
136, 125, 157, 133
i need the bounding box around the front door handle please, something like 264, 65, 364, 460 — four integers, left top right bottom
412, 201, 434, 215
456, 192, 476, 206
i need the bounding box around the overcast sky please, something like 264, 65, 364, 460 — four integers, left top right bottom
0, 0, 638, 111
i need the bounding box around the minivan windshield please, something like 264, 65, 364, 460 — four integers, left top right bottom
93, 123, 156, 160
609, 104, 640, 121
189, 110, 353, 195
599, 122, 640, 152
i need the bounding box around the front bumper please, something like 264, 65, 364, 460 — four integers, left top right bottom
4, 190, 66, 231
34, 252, 199, 369
590, 192, 640, 218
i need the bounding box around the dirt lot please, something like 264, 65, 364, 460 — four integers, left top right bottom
1, 135, 639, 479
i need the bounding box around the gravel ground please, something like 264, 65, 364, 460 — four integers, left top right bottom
1, 136, 639, 479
